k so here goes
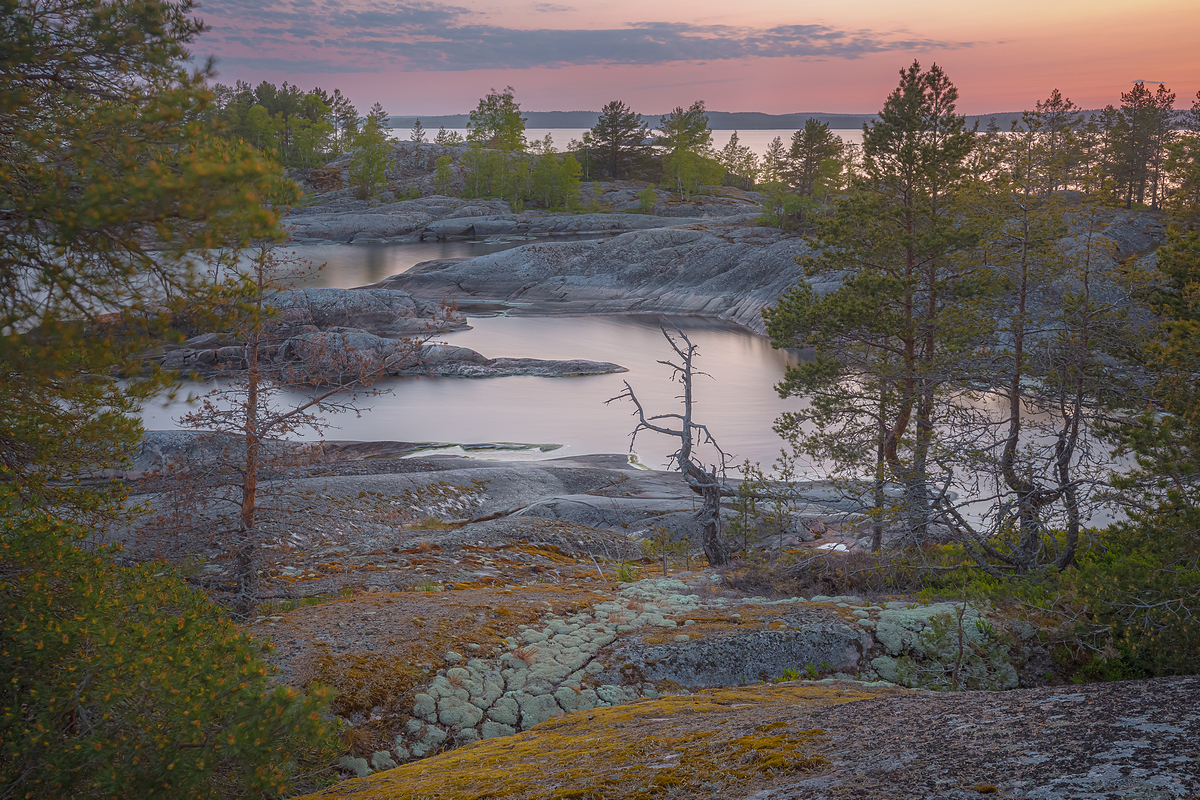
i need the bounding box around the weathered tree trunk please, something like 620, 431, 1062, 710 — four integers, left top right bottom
608, 326, 733, 566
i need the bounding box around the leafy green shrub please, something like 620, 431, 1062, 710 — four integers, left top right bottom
637, 185, 657, 214
0, 486, 339, 799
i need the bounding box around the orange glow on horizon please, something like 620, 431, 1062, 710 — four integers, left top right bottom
198, 0, 1200, 116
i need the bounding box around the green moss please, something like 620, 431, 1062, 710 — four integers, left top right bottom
294, 684, 897, 800
311, 651, 429, 717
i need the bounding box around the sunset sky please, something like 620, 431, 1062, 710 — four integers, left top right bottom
194, 0, 1200, 117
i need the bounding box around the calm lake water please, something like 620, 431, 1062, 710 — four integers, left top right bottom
389, 128, 865, 159
144, 241, 1124, 528
143, 241, 811, 471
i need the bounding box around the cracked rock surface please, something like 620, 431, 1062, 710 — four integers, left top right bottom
389, 578, 962, 765
754, 676, 1200, 800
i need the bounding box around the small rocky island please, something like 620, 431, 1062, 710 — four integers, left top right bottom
151, 286, 626, 380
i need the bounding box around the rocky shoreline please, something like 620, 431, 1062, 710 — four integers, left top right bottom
148, 286, 626, 380
279, 141, 1166, 337
372, 224, 820, 335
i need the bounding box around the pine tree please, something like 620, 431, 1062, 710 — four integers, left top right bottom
589, 100, 650, 179
766, 61, 984, 543
350, 103, 392, 199
1087, 133, 1200, 676
1, 485, 339, 798
717, 131, 759, 189
154, 249, 426, 611
0, 1, 338, 793
410, 118, 427, 142
785, 119, 845, 197
1187, 90, 1200, 133
1029, 89, 1084, 193
760, 135, 787, 184
0, 0, 297, 517
955, 111, 1136, 574
329, 88, 358, 154
1112, 82, 1177, 208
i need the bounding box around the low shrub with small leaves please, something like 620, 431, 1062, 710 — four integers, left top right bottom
1068, 510, 1200, 678
0, 486, 340, 799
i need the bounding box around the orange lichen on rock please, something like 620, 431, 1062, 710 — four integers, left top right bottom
296, 683, 892, 800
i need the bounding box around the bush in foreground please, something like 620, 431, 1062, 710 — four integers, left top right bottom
0, 485, 339, 799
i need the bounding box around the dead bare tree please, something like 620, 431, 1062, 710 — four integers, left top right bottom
607, 326, 733, 566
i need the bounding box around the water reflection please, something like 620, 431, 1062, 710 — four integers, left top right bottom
141, 313, 809, 472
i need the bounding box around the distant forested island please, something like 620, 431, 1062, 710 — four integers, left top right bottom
386, 109, 1045, 130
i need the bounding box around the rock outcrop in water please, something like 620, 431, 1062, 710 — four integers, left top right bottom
152, 287, 625, 380
364, 207, 1164, 336
284, 141, 1168, 340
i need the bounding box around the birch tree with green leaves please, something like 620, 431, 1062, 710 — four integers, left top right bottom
656, 101, 721, 199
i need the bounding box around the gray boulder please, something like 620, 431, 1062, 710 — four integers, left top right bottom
274, 334, 624, 381
277, 329, 423, 380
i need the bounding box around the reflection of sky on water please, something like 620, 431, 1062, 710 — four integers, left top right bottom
142, 312, 810, 475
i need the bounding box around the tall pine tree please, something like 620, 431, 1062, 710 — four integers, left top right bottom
766, 61, 986, 544
590, 100, 650, 180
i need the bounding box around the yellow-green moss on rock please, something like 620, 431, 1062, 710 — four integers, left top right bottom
298, 683, 898, 800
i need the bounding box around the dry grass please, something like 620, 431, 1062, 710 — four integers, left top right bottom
511, 646, 540, 665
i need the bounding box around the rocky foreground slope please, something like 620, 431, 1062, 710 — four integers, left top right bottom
299, 674, 1200, 800
177, 147, 1188, 796
118, 441, 1200, 799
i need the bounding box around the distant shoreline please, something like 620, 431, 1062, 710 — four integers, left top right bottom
387, 109, 1088, 131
